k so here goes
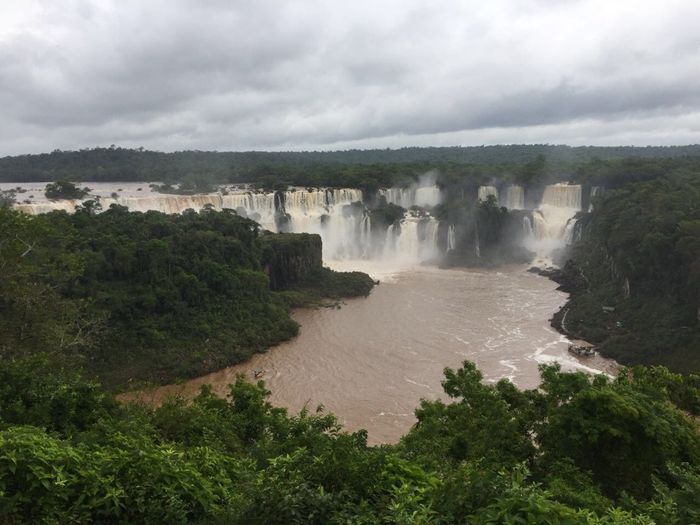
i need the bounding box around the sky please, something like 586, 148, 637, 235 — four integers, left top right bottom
1, 0, 699, 155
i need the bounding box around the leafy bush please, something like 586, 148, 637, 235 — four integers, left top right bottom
1, 358, 698, 523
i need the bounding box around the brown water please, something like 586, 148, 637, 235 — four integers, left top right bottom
128, 265, 616, 444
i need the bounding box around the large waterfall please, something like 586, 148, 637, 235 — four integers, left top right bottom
501, 185, 525, 209
477, 185, 524, 210
9, 182, 440, 266
478, 186, 499, 202
476, 182, 583, 257
378, 172, 442, 208
527, 184, 582, 255
8, 179, 589, 267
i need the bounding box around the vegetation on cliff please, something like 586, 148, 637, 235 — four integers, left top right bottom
1, 356, 700, 523
0, 207, 373, 388
554, 172, 700, 373
436, 196, 533, 267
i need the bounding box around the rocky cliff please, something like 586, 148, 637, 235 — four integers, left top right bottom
261, 233, 323, 291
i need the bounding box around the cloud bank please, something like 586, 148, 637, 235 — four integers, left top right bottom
1, 0, 699, 154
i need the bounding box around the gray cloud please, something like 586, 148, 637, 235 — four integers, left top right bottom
1, 0, 700, 155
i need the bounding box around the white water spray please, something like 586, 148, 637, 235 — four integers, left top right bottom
11, 182, 442, 267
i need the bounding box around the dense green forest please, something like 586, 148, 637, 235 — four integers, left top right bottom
0, 206, 373, 388
552, 172, 700, 373
2, 355, 700, 523
3, 146, 700, 193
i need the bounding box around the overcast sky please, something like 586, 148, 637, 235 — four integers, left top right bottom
1, 0, 699, 155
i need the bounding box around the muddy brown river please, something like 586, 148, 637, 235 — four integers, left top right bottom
129, 265, 616, 445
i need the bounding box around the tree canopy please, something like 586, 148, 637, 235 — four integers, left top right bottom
0, 207, 372, 387
1, 357, 699, 523
554, 172, 700, 373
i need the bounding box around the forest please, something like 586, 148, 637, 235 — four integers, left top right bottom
3, 145, 700, 194
2, 354, 700, 523
551, 171, 700, 373
0, 206, 373, 388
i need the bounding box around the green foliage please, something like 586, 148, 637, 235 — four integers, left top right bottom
0, 426, 238, 524
0, 189, 16, 208
0, 356, 116, 436
4, 145, 700, 188
290, 267, 375, 299
401, 361, 536, 467
0, 208, 372, 387
538, 371, 700, 499
469, 466, 601, 525
44, 180, 91, 200
2, 358, 698, 523
560, 172, 700, 372
370, 199, 406, 228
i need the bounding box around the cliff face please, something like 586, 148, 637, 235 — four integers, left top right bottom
261, 233, 323, 291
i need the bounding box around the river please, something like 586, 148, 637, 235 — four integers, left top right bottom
130, 264, 616, 445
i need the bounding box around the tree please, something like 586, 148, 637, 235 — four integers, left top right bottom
537, 365, 700, 499
0, 189, 16, 208
44, 180, 91, 200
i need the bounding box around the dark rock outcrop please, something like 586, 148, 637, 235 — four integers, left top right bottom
261, 233, 323, 291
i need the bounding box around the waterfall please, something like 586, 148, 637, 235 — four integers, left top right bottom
13, 185, 440, 266
563, 218, 578, 244
14, 201, 78, 214
378, 181, 441, 208
524, 184, 582, 256
274, 188, 369, 260
376, 216, 439, 264
417, 217, 440, 261
222, 192, 276, 228
501, 185, 524, 209
447, 224, 456, 251
541, 183, 581, 209
588, 186, 602, 211
474, 226, 481, 258
478, 186, 498, 202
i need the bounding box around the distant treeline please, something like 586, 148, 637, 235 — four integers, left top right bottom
3, 145, 700, 192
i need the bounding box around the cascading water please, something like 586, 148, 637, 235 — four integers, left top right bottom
474, 226, 481, 258
378, 172, 442, 209
501, 185, 524, 209
562, 218, 578, 244
526, 183, 582, 257
588, 186, 602, 211
447, 224, 456, 251
417, 217, 440, 261
478, 186, 498, 202
11, 182, 441, 267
